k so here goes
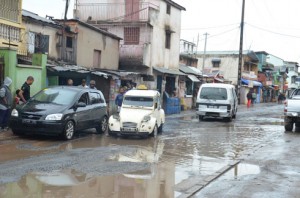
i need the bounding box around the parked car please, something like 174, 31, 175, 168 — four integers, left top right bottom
10, 86, 108, 140
284, 88, 300, 131
108, 90, 165, 138
196, 83, 238, 121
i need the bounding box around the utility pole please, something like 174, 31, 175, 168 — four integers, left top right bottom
237, 0, 246, 104
202, 33, 209, 83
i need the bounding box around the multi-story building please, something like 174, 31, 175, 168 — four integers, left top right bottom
74, 0, 186, 95
179, 39, 198, 67
196, 50, 261, 104
285, 61, 299, 96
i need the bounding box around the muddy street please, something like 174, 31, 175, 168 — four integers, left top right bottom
0, 104, 286, 198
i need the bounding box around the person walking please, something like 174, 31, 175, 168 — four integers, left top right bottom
89, 80, 97, 89
251, 90, 257, 105
246, 90, 252, 108
19, 76, 34, 103
263, 90, 268, 103
115, 87, 125, 112
0, 77, 13, 132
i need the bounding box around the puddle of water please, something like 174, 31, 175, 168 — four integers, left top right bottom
222, 163, 260, 179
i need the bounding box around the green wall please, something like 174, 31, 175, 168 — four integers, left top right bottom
0, 49, 47, 97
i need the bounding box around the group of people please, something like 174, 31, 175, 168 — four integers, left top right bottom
0, 76, 34, 132
66, 79, 97, 89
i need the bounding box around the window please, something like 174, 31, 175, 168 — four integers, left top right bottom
186, 80, 193, 96
166, 4, 171, 15
78, 93, 89, 105
124, 27, 140, 45
212, 62, 220, 68
165, 32, 171, 49
123, 96, 154, 107
292, 76, 296, 84
66, 36, 73, 48
33, 88, 78, 105
200, 87, 228, 100
90, 92, 101, 104
93, 50, 101, 68
33, 33, 49, 54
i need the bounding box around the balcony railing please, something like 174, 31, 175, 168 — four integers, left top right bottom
76, 2, 159, 22
0, 23, 21, 43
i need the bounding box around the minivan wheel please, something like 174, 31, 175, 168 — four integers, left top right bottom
199, 116, 204, 121
158, 123, 164, 133
12, 129, 23, 136
96, 116, 108, 134
63, 121, 75, 140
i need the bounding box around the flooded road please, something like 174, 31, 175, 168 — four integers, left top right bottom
0, 104, 285, 198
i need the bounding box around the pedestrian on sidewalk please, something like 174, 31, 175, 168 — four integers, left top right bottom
247, 90, 252, 108
89, 80, 97, 89
251, 91, 257, 105
78, 79, 89, 88
0, 77, 13, 132
115, 87, 125, 113
67, 79, 73, 86
263, 89, 268, 103
19, 76, 34, 103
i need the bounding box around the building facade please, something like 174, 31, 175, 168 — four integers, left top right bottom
285, 61, 299, 96
74, 0, 186, 97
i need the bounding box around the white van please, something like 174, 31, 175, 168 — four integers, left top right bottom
196, 83, 238, 121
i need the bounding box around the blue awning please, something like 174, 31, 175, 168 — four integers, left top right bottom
241, 78, 262, 87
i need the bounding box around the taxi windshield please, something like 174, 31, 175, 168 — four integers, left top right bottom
123, 96, 154, 107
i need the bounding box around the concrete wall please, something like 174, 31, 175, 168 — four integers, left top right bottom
74, 23, 120, 70
197, 55, 240, 85
0, 49, 47, 97
22, 21, 60, 59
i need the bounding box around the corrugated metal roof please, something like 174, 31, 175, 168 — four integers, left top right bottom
153, 67, 186, 76
179, 65, 201, 76
22, 10, 59, 26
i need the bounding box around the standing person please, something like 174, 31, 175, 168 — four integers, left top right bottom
251, 90, 257, 105
78, 79, 89, 88
67, 79, 73, 86
0, 77, 13, 132
89, 80, 97, 89
115, 87, 125, 112
246, 90, 252, 108
263, 89, 268, 103
19, 76, 34, 103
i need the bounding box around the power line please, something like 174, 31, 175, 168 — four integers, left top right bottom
246, 23, 300, 39
181, 23, 239, 30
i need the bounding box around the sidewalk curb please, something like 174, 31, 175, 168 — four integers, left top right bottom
176, 160, 241, 198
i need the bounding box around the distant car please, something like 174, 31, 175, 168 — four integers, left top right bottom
196, 83, 238, 121
10, 86, 108, 140
284, 88, 300, 131
108, 90, 165, 138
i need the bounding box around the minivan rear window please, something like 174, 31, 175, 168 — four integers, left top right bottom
200, 87, 227, 100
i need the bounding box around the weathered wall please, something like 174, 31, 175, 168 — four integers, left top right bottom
74, 23, 120, 70
22, 21, 60, 59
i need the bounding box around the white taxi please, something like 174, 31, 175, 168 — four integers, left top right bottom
108, 90, 165, 138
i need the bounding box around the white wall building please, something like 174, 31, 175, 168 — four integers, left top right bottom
74, 0, 185, 94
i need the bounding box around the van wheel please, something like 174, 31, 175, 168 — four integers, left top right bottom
96, 116, 108, 134
12, 129, 24, 136
199, 116, 204, 121
232, 111, 237, 119
63, 121, 75, 140
225, 116, 232, 122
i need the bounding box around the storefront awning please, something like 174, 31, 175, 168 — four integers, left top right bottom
153, 67, 186, 76
241, 78, 262, 87
179, 65, 201, 76
187, 75, 200, 82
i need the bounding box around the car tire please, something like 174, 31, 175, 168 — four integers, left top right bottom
158, 123, 164, 133
285, 122, 294, 132
199, 116, 204, 121
150, 124, 158, 138
225, 116, 233, 122
12, 129, 23, 136
232, 110, 237, 119
62, 121, 75, 140
96, 116, 108, 134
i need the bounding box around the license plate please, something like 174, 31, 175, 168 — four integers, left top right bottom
22, 119, 37, 125
122, 127, 136, 132
208, 106, 218, 109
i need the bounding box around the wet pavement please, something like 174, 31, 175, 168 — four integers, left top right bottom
0, 103, 289, 198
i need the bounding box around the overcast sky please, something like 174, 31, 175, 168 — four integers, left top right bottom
23, 0, 300, 63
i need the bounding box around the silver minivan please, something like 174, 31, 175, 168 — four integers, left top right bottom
196, 83, 238, 121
